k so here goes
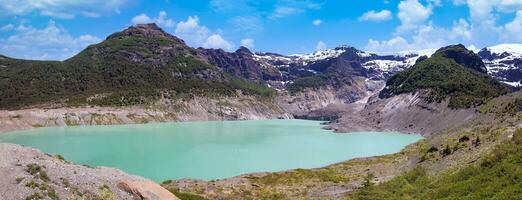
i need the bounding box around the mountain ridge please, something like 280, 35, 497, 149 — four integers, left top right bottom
0, 23, 276, 109
1, 23, 520, 110
380, 44, 509, 108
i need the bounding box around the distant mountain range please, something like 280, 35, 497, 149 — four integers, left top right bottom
0, 23, 520, 109
201, 40, 522, 90
222, 43, 522, 86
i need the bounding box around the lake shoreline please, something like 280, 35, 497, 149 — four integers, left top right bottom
0, 119, 422, 182
0, 102, 293, 134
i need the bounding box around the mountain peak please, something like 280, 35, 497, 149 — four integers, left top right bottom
434, 44, 487, 73
482, 43, 522, 55
381, 44, 509, 108
134, 23, 162, 30
106, 23, 185, 44
236, 46, 253, 55
333, 45, 353, 50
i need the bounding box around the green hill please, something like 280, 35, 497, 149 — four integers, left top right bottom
0, 24, 274, 109
349, 128, 522, 200
380, 44, 510, 109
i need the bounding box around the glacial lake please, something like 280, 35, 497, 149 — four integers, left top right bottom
0, 119, 422, 182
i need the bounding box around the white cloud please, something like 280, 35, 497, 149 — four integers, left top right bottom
365, 20, 473, 54
210, 0, 256, 13
427, 0, 442, 6
131, 11, 175, 28
270, 6, 301, 19
316, 41, 327, 51
364, 0, 476, 53
155, 11, 175, 28
175, 16, 211, 46
503, 10, 522, 41
175, 16, 234, 51
312, 19, 323, 26
1, 24, 14, 31
452, 0, 467, 6
451, 19, 472, 40
0, 0, 130, 19
269, 0, 323, 20
0, 21, 101, 60
396, 0, 432, 33
203, 34, 234, 50
365, 36, 410, 53
457, 0, 522, 47
240, 38, 255, 49
365, 0, 522, 53
229, 16, 264, 34
15, 24, 31, 31
131, 14, 152, 25
358, 10, 392, 22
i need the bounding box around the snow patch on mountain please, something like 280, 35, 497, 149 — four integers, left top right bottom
395, 49, 437, 57
363, 59, 414, 73
486, 44, 522, 55
252, 46, 437, 80
291, 47, 347, 64
502, 81, 522, 87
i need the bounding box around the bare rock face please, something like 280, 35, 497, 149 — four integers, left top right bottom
0, 143, 178, 200
478, 44, 522, 86
329, 92, 478, 136
198, 46, 282, 82
118, 180, 180, 200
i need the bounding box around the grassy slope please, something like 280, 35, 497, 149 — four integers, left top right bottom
286, 75, 328, 94
162, 91, 522, 199
380, 49, 509, 109
348, 129, 522, 200
0, 34, 274, 109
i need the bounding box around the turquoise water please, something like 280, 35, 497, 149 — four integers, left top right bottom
0, 120, 422, 182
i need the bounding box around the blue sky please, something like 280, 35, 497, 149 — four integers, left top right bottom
1, 0, 522, 60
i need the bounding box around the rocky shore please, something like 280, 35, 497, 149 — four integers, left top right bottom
0, 143, 179, 200
0, 94, 292, 134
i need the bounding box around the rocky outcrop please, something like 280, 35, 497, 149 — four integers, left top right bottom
0, 143, 178, 200
0, 94, 291, 134
199, 47, 282, 82
329, 93, 478, 136
436, 44, 487, 73
119, 180, 179, 200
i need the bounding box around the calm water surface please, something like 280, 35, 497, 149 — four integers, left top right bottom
0, 119, 423, 182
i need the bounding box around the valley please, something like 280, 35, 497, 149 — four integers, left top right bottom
0, 23, 521, 200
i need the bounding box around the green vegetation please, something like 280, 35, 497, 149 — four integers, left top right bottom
32, 124, 44, 128
15, 177, 25, 184
0, 29, 275, 109
228, 75, 276, 97
380, 48, 509, 109
287, 75, 327, 94
252, 168, 349, 185
25, 193, 42, 200
348, 129, 522, 200
53, 154, 66, 162
97, 185, 116, 200
479, 91, 522, 117
26, 164, 50, 182
168, 188, 208, 200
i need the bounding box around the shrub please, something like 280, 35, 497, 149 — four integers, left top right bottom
348, 129, 522, 200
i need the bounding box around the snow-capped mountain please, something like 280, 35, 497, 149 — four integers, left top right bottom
202, 43, 522, 94
253, 46, 429, 80
478, 44, 522, 87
